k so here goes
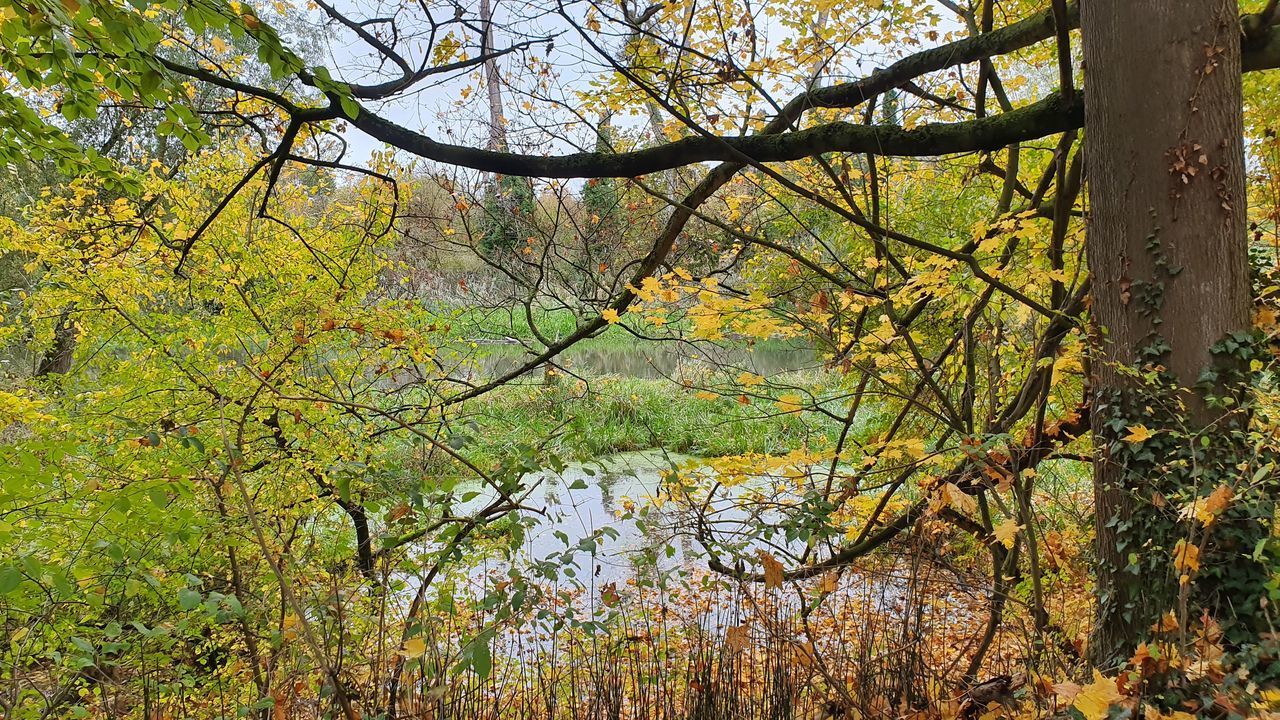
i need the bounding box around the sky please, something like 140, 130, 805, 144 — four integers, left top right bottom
303, 0, 974, 175
313, 0, 616, 169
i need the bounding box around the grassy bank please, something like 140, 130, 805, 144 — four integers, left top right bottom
444, 374, 840, 470
440, 305, 633, 346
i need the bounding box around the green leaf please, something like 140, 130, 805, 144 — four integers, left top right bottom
177, 587, 202, 610
464, 634, 493, 677
0, 565, 22, 594
339, 94, 360, 119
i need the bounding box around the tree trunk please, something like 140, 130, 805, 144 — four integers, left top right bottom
1081, 0, 1253, 667
479, 0, 506, 154
35, 307, 76, 377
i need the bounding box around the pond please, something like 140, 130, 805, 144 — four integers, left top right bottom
453, 451, 698, 588
452, 449, 832, 590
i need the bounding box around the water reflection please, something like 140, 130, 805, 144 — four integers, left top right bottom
454, 450, 801, 588
457, 451, 694, 587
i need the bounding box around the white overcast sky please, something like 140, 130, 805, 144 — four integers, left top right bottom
302, 0, 977, 172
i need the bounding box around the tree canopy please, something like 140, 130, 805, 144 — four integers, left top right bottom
3, 0, 1280, 719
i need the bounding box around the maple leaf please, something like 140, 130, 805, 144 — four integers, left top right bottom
1073, 671, 1123, 720
992, 519, 1022, 549
757, 550, 784, 589
1172, 539, 1200, 581
1180, 484, 1234, 526
775, 393, 803, 414
1123, 424, 1155, 444
1254, 306, 1278, 330
724, 623, 749, 652
602, 308, 620, 324
1150, 610, 1180, 634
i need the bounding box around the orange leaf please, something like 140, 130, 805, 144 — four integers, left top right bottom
757, 550, 784, 589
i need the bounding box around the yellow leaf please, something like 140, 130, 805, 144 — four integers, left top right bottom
694, 390, 719, 401
1073, 671, 1123, 720
992, 519, 1022, 549
1123, 424, 1155, 444
0, 389, 54, 424
1150, 610, 1180, 634
1144, 705, 1196, 720
402, 637, 427, 658
281, 613, 301, 640
1172, 539, 1200, 578
736, 372, 764, 387
1182, 484, 1233, 526
775, 393, 803, 414
602, 308, 620, 324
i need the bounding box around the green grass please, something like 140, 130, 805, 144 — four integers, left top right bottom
437, 305, 648, 353
444, 374, 839, 471
457, 306, 583, 342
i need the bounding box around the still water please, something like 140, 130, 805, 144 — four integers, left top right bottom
452, 450, 806, 589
